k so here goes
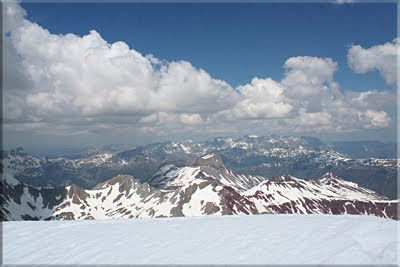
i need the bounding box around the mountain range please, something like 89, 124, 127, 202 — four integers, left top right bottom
1, 135, 397, 199
1, 153, 397, 221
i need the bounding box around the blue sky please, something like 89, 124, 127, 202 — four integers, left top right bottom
23, 2, 396, 91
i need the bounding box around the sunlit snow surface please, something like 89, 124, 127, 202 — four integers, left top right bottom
3, 214, 398, 265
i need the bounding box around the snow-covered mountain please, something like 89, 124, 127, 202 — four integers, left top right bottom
245, 173, 396, 218
1, 178, 64, 221
52, 155, 263, 219
0, 147, 162, 189
53, 172, 258, 220
1, 134, 398, 198
1, 148, 45, 184
1, 154, 397, 221
148, 154, 265, 191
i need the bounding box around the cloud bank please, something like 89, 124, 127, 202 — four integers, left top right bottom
3, 1, 396, 139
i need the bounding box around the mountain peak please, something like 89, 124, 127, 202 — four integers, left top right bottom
270, 174, 297, 182
318, 172, 345, 186
66, 184, 90, 204
93, 174, 140, 190
189, 154, 225, 170
321, 172, 341, 179
9, 147, 28, 157
318, 173, 364, 190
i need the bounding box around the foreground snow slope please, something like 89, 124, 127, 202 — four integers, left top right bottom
3, 214, 398, 265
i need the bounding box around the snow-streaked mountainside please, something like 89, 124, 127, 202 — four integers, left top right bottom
245, 174, 396, 218
148, 154, 265, 191
1, 148, 44, 185
1, 135, 398, 199
3, 214, 398, 265
1, 154, 397, 220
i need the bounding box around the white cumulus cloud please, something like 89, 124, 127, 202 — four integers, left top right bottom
217, 78, 292, 120
348, 39, 398, 86
2, 1, 395, 139
4, 3, 237, 122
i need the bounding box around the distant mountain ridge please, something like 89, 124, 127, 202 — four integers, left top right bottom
331, 140, 397, 159
1, 154, 397, 221
1, 135, 397, 199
